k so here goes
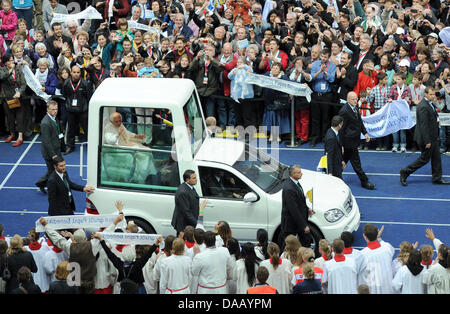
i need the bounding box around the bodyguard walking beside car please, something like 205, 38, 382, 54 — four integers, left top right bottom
280, 165, 314, 250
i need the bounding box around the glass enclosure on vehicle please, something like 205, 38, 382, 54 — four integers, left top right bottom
232, 144, 287, 193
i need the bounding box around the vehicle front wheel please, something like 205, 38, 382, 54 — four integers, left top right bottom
307, 223, 324, 258
126, 217, 156, 234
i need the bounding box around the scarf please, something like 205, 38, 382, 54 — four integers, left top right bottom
35, 68, 49, 86
28, 242, 42, 251
185, 240, 195, 249
407, 263, 423, 276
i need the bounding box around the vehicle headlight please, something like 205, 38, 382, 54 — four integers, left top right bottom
324, 208, 345, 223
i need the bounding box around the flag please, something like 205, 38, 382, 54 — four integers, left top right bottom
306, 189, 313, 203
317, 155, 327, 173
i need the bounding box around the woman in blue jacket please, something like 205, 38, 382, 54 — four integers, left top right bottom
262, 61, 291, 143
12, 0, 33, 30
34, 57, 59, 124
228, 56, 255, 133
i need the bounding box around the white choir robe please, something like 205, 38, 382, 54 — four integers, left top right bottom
392, 265, 426, 294
142, 251, 159, 294
260, 258, 293, 294
422, 263, 450, 294
343, 247, 368, 286
94, 247, 116, 290
227, 255, 238, 294
191, 247, 233, 294
360, 241, 395, 294
322, 255, 358, 294
152, 252, 169, 294
233, 259, 259, 294
43, 248, 69, 283
26, 243, 51, 292
391, 258, 404, 278
160, 254, 192, 294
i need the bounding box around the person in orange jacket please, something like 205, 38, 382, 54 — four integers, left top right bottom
227, 0, 252, 26
247, 266, 278, 294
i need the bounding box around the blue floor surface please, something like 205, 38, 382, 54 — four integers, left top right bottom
0, 136, 448, 253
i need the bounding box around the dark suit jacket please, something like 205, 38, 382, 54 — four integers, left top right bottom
414, 99, 440, 147
339, 103, 367, 149
343, 39, 376, 72
40, 114, 61, 160
47, 170, 84, 216
336, 65, 358, 101
324, 128, 343, 178
171, 182, 199, 233
281, 178, 309, 234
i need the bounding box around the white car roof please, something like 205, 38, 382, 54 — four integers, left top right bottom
90, 77, 196, 108
195, 137, 245, 166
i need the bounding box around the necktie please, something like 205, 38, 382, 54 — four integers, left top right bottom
296, 182, 304, 194
63, 174, 70, 190
52, 119, 60, 133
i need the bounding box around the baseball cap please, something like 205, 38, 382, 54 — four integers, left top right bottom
428, 33, 438, 39
398, 59, 410, 68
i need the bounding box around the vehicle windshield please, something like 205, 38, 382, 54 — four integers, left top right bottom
183, 93, 206, 157
232, 144, 287, 193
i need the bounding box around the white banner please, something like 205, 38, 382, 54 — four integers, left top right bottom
361, 100, 415, 139
245, 73, 312, 102
22, 64, 52, 102
51, 6, 103, 25
99, 232, 161, 245
127, 20, 161, 34
35, 214, 126, 232
411, 111, 450, 127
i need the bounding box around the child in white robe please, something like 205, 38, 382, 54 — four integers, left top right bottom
159, 238, 192, 294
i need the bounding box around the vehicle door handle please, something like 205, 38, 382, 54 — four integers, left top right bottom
205, 204, 215, 208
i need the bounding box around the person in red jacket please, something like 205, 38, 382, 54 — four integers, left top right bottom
0, 0, 18, 45
227, 0, 252, 26
247, 266, 278, 294
353, 59, 378, 98
216, 42, 237, 129
259, 38, 289, 72
104, 0, 130, 29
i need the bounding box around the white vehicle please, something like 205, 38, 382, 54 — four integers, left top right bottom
85, 78, 360, 250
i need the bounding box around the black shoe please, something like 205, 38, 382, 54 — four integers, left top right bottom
432, 179, 450, 185
400, 170, 408, 186
361, 181, 376, 190
64, 147, 74, 155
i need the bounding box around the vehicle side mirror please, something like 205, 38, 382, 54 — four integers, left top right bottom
243, 192, 258, 203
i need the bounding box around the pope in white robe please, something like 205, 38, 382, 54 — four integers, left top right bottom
322, 254, 358, 294
103, 112, 157, 184
160, 254, 192, 294
191, 246, 234, 294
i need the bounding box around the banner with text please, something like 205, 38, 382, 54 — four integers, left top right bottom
245, 73, 312, 102
99, 232, 161, 245
35, 214, 126, 232
361, 100, 415, 139
51, 6, 103, 25
23, 64, 52, 102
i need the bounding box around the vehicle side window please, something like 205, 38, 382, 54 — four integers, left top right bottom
99, 107, 179, 193
198, 166, 252, 199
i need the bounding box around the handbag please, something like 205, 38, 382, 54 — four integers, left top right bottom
2, 255, 11, 281
6, 98, 21, 110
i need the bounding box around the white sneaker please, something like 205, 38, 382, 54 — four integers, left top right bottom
401, 147, 406, 153
392, 147, 398, 152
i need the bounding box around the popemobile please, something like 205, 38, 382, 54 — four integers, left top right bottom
84, 78, 361, 253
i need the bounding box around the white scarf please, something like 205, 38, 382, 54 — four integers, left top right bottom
108, 0, 114, 19
35, 68, 49, 86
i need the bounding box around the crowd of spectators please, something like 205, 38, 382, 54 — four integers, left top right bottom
0, 216, 448, 294
0, 0, 449, 153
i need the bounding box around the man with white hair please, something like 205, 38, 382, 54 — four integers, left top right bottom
104, 112, 147, 147
169, 13, 193, 40
43, 0, 68, 33
344, 33, 376, 72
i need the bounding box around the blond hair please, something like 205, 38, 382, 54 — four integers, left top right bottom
318, 239, 332, 261
302, 262, 315, 280
55, 261, 70, 280
7, 234, 27, 255
420, 244, 434, 269
172, 238, 185, 255
396, 241, 413, 265
283, 235, 301, 265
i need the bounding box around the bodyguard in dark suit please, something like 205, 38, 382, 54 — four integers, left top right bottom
280, 165, 314, 249
400, 87, 450, 186
324, 116, 346, 179
171, 169, 200, 235
35, 100, 65, 193
47, 156, 95, 216
338, 92, 376, 190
